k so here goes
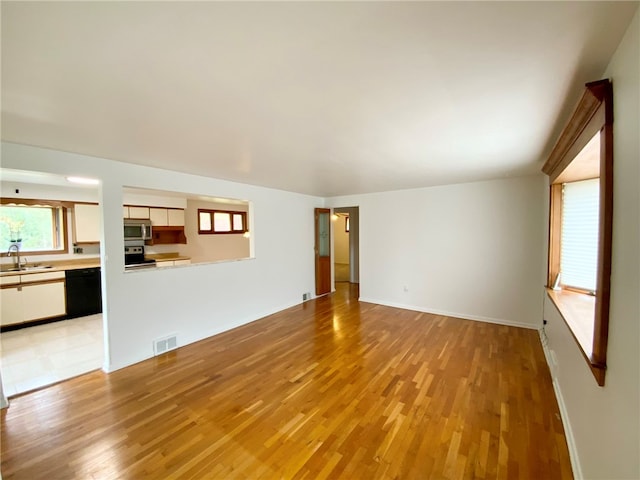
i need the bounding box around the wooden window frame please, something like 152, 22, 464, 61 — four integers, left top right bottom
197, 208, 247, 235
542, 79, 613, 386
0, 198, 70, 255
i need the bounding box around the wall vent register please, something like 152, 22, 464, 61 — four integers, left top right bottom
153, 334, 178, 356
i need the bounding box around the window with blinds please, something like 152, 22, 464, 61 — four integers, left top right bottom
560, 178, 600, 292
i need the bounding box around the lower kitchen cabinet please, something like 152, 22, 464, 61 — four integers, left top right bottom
0, 287, 22, 326
22, 282, 67, 322
156, 259, 191, 268
0, 271, 66, 328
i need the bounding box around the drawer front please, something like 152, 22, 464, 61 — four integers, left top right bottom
0, 275, 21, 286
20, 271, 65, 283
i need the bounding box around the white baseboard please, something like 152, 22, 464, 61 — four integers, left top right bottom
538, 329, 582, 480
358, 297, 539, 330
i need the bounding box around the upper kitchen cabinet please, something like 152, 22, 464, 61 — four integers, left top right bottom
146, 206, 187, 244
150, 208, 185, 227
168, 209, 185, 226
126, 206, 150, 219
73, 203, 101, 244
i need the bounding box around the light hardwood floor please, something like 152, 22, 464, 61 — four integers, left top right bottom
0, 284, 572, 479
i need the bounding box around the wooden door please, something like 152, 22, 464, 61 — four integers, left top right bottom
315, 208, 331, 296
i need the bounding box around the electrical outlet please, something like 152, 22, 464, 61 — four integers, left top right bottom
403, 285, 409, 292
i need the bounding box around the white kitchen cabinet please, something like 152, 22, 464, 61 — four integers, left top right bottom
150, 208, 185, 227
0, 287, 22, 326
167, 209, 185, 226
0, 275, 20, 286
0, 271, 66, 327
150, 208, 168, 226
128, 206, 150, 219
123, 206, 130, 218
73, 204, 101, 243
155, 259, 191, 268
25, 271, 66, 283
22, 282, 66, 322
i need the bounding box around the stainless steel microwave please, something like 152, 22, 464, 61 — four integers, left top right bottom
124, 219, 152, 243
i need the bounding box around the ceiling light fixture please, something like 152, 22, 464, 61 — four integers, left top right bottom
66, 176, 100, 185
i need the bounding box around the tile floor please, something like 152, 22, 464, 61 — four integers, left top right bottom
0, 314, 104, 397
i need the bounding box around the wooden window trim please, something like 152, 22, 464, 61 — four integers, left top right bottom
0, 198, 70, 255
1, 197, 74, 209
542, 79, 613, 386
197, 208, 247, 235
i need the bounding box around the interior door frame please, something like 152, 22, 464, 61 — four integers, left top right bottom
314, 208, 331, 296
333, 206, 359, 285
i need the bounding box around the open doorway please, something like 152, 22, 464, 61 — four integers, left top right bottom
333, 212, 350, 282
333, 206, 359, 285
0, 169, 106, 397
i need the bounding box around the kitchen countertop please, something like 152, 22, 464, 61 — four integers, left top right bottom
1, 253, 191, 277
145, 253, 191, 262
0, 258, 101, 277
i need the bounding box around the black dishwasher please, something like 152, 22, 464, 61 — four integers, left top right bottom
65, 267, 102, 319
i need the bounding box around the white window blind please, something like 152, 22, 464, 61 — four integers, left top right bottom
560, 178, 600, 292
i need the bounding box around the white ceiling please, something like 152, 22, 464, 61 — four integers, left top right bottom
1, 2, 637, 197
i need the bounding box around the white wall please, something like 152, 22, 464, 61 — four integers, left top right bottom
1, 142, 322, 372
328, 175, 546, 328
542, 10, 639, 479
123, 191, 187, 209
1, 181, 100, 203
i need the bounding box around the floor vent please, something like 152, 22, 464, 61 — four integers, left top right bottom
153, 334, 178, 356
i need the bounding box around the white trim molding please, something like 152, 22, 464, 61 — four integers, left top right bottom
359, 297, 539, 330
539, 328, 582, 480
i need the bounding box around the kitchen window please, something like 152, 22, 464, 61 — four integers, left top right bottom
198, 209, 247, 234
0, 199, 68, 254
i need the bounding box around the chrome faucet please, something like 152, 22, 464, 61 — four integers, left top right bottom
7, 244, 21, 270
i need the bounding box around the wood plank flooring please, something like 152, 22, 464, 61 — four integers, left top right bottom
1, 283, 572, 479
